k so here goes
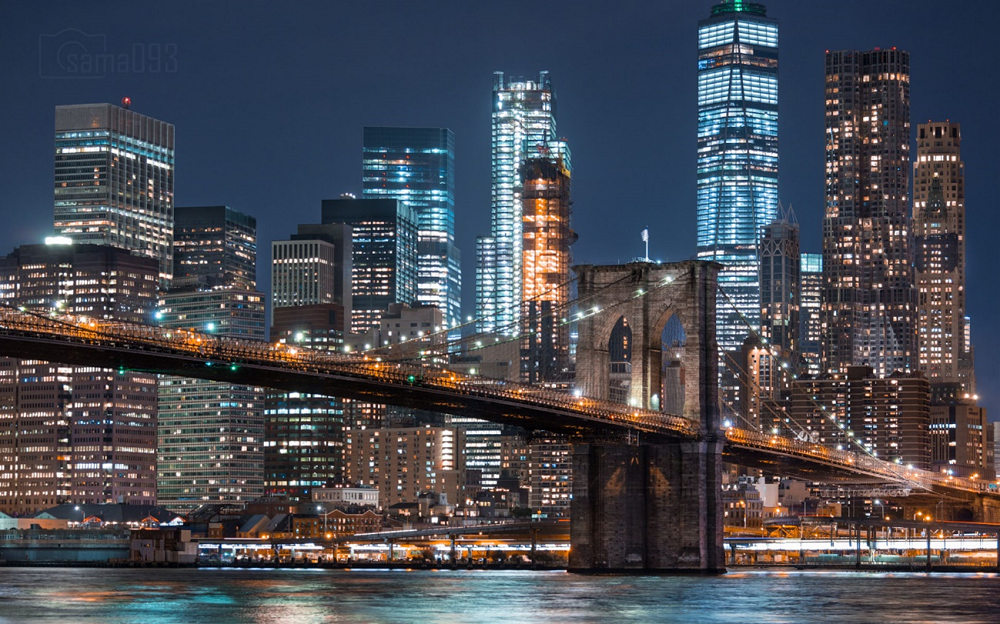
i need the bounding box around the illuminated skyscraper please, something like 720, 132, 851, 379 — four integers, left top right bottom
696, 1, 779, 358
271, 223, 353, 329
363, 127, 461, 328
321, 198, 418, 334
173, 206, 257, 290
476, 71, 560, 335
913, 122, 973, 390
822, 49, 914, 376
0, 243, 159, 515
157, 288, 266, 512
740, 208, 798, 429
520, 149, 574, 382
158, 205, 267, 512
798, 253, 823, 376
265, 305, 347, 501
759, 207, 799, 359
54, 103, 175, 287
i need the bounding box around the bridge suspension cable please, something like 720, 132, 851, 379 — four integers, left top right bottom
713, 284, 942, 492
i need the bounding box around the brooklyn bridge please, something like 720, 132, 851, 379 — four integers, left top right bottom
0, 260, 996, 571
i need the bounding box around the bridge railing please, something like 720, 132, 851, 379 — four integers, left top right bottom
0, 308, 698, 438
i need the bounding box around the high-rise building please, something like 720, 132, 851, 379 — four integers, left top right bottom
267, 219, 353, 501
928, 383, 991, 478
696, 1, 779, 361
0, 242, 159, 515
156, 288, 266, 512
173, 206, 257, 290
344, 426, 465, 509
528, 437, 572, 517
54, 103, 175, 287
822, 48, 915, 376
265, 305, 347, 501
476, 71, 560, 335
913, 122, 974, 391
362, 127, 461, 328
798, 253, 823, 376
759, 208, 799, 358
994, 422, 1000, 480
321, 198, 418, 334
739, 209, 799, 429
790, 366, 930, 469
157, 205, 267, 512
520, 151, 574, 382
270, 223, 353, 330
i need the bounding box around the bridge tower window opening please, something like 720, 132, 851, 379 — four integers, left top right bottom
607, 316, 632, 405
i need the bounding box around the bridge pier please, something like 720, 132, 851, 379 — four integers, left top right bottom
570, 261, 724, 573
568, 439, 725, 573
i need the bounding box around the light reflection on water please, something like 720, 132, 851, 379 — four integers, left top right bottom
0, 568, 996, 624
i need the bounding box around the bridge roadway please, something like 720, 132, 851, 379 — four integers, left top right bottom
0, 307, 994, 497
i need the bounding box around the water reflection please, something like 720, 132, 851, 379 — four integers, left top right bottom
0, 568, 995, 624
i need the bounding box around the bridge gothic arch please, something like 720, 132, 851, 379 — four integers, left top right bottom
574, 260, 720, 432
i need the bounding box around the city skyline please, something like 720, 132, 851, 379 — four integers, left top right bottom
0, 1, 997, 418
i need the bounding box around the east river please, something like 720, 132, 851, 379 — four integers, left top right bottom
1, 567, 998, 623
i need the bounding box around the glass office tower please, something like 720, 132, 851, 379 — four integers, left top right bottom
54, 103, 175, 288
476, 71, 560, 335
174, 206, 257, 290
321, 198, 418, 334
363, 127, 461, 328
798, 253, 823, 376
158, 205, 266, 512
696, 1, 779, 363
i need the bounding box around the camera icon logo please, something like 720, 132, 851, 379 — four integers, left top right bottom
39, 29, 108, 79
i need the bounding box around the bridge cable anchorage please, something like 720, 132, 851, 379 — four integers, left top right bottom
713, 284, 952, 492
0, 303, 701, 441
371, 267, 695, 368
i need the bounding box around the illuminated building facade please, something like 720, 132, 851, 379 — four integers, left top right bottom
520, 151, 574, 382
173, 206, 257, 290
528, 437, 572, 517
759, 210, 799, 359
822, 48, 915, 376
54, 103, 175, 287
362, 127, 461, 328
913, 122, 974, 390
157, 205, 266, 512
321, 198, 418, 334
270, 223, 352, 330
265, 305, 347, 502
156, 288, 266, 512
740, 210, 799, 428
476, 71, 560, 335
929, 383, 992, 478
344, 426, 465, 509
798, 253, 823, 376
790, 366, 930, 469
696, 1, 779, 362
0, 243, 159, 515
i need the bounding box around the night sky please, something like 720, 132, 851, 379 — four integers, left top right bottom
1, 1, 998, 416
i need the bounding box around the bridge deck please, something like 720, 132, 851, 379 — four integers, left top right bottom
0, 307, 994, 497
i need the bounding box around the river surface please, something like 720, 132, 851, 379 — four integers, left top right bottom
0, 567, 997, 623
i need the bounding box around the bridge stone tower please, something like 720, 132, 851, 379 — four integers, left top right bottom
570, 261, 725, 572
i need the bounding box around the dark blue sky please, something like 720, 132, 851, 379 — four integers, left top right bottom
1, 1, 998, 416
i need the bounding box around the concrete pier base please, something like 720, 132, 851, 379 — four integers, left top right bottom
568, 440, 725, 573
